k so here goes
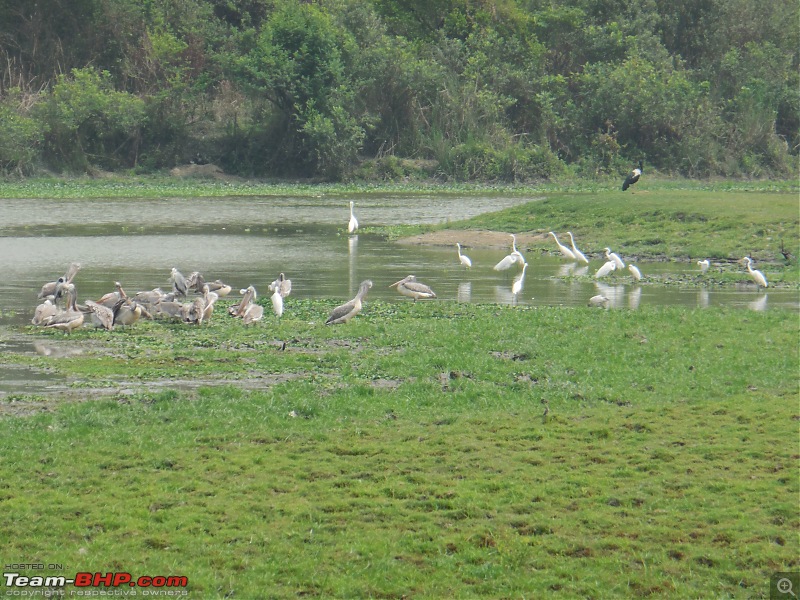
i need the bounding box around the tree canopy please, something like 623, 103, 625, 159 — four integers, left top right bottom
0, 0, 797, 180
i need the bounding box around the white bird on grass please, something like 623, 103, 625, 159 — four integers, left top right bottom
457, 243, 472, 268
743, 257, 768, 289
549, 232, 576, 260
588, 294, 610, 308
326, 280, 372, 325
271, 289, 284, 317
566, 232, 589, 264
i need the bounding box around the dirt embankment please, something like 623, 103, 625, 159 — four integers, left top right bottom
396, 230, 548, 248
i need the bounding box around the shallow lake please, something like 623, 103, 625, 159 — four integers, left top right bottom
0, 195, 796, 330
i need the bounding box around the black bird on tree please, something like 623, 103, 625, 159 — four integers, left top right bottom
622, 160, 643, 191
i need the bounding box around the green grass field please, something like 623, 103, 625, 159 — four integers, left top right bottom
1, 302, 798, 598
0, 181, 798, 598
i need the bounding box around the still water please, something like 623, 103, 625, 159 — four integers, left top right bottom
0, 195, 795, 328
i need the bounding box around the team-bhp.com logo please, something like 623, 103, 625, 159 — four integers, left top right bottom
4, 572, 188, 596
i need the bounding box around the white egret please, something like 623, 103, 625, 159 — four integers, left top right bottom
604, 247, 625, 269
622, 160, 643, 191
326, 280, 372, 325
494, 234, 525, 271
743, 257, 768, 289
457, 243, 472, 268
512, 263, 528, 298
595, 260, 617, 278
566, 232, 589, 264
549, 232, 576, 260
697, 259, 710, 273
271, 289, 284, 317
628, 264, 642, 281
348, 200, 358, 234
390, 275, 437, 301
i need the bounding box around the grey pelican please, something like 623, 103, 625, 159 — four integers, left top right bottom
38, 262, 81, 299
84, 299, 117, 331
229, 286, 256, 318
457, 243, 472, 268
566, 232, 589, 264
348, 201, 358, 234
153, 299, 184, 319
628, 264, 642, 281
43, 284, 84, 334
549, 232, 576, 260
494, 234, 525, 271
188, 272, 232, 297
96, 282, 127, 308
201, 285, 219, 322
743, 257, 768, 288
242, 302, 264, 325
114, 299, 146, 327
697, 260, 710, 273
390, 275, 437, 301
622, 160, 643, 191
32, 298, 57, 326
326, 280, 372, 325
604, 247, 625, 269
269, 273, 292, 298
171, 268, 188, 296
588, 294, 611, 308
595, 261, 616, 278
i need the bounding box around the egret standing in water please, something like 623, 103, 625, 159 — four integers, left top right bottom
628, 264, 642, 281
494, 234, 525, 271
512, 263, 528, 301
595, 261, 616, 279
549, 232, 576, 260
326, 280, 372, 324
390, 275, 437, 301
743, 257, 768, 289
697, 259, 710, 273
456, 243, 472, 268
348, 200, 358, 234
604, 247, 626, 270
566, 232, 589, 264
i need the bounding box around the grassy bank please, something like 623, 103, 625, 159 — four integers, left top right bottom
1, 302, 798, 598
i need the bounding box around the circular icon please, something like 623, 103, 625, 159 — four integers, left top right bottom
777, 578, 796, 597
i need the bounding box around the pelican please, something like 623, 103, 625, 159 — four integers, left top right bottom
628, 264, 642, 281
622, 160, 643, 191
457, 243, 472, 268
348, 200, 358, 234
269, 273, 292, 298
697, 260, 710, 273
171, 267, 188, 296
271, 289, 284, 317
494, 234, 525, 271
743, 257, 768, 289
114, 299, 145, 327
588, 294, 610, 308
512, 263, 528, 298
595, 261, 617, 278
549, 232, 576, 260
38, 262, 81, 299
229, 286, 256, 317
153, 299, 184, 319
201, 285, 219, 322
84, 299, 117, 331
43, 284, 84, 334
390, 275, 437, 301
326, 280, 372, 325
604, 247, 625, 269
96, 282, 127, 308
32, 298, 58, 326
566, 232, 589, 264
242, 302, 264, 325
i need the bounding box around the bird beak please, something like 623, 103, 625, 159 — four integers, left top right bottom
389, 279, 404, 288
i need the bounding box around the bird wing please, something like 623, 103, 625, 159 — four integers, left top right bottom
326, 300, 356, 325
85, 300, 115, 330
405, 281, 436, 296
494, 254, 519, 271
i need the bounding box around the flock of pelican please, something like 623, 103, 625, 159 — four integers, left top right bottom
29, 202, 770, 332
